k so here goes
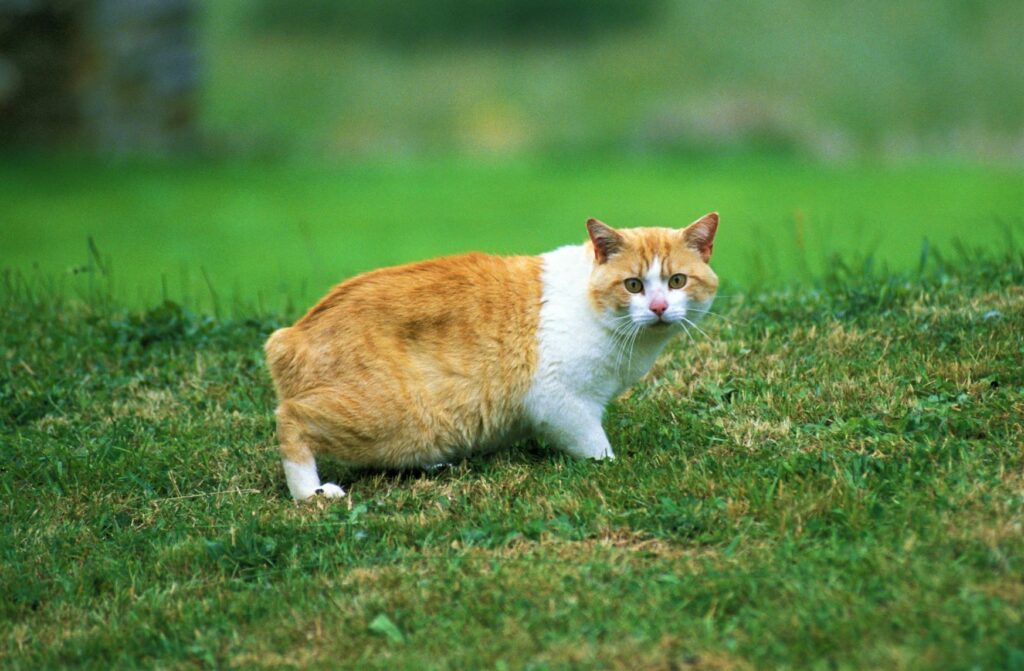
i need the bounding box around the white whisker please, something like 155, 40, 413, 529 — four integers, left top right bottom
625, 323, 643, 371
675, 320, 698, 346
679, 315, 710, 339
609, 320, 636, 371
688, 308, 739, 325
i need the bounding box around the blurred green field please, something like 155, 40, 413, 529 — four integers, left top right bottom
5, 2, 1021, 311
2, 153, 1021, 312
202, 0, 1024, 159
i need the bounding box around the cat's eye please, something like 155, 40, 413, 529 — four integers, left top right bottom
668, 273, 688, 289
623, 278, 644, 294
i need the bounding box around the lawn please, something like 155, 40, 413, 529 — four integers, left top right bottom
2, 243, 1022, 669
2, 153, 1022, 311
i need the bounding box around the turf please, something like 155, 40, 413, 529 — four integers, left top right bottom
2, 154, 1022, 312
2, 247, 1022, 669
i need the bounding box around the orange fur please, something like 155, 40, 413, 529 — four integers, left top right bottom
265, 253, 542, 469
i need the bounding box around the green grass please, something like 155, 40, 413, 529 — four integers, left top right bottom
2, 153, 1022, 312
2, 246, 1022, 669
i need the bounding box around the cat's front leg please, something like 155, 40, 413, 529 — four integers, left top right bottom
559, 424, 615, 460
527, 397, 615, 460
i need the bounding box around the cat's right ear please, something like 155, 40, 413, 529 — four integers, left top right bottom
587, 218, 624, 264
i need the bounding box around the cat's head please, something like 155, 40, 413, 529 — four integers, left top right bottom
585, 213, 719, 331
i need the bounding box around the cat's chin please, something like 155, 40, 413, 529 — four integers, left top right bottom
635, 319, 673, 331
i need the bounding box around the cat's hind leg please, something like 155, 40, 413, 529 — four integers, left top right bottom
274, 401, 346, 501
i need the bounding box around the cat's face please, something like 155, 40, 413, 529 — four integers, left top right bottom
585, 213, 719, 331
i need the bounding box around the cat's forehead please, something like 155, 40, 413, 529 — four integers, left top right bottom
615, 227, 701, 269
619, 227, 677, 254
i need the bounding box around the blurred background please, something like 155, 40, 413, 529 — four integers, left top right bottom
2, 0, 1022, 311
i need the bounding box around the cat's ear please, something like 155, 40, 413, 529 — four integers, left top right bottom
682, 212, 719, 263
586, 218, 624, 264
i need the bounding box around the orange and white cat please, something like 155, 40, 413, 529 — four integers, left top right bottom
265, 213, 719, 500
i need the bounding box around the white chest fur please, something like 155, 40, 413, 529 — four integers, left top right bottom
522, 245, 675, 459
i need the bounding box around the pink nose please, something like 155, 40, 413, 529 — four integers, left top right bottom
650, 296, 668, 316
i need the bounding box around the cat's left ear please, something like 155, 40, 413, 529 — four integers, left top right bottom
681, 212, 719, 263
587, 218, 624, 264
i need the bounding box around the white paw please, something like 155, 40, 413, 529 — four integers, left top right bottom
315, 483, 346, 499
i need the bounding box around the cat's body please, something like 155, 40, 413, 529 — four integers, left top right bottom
265, 214, 719, 500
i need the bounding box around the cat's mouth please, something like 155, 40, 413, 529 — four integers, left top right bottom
647, 318, 672, 329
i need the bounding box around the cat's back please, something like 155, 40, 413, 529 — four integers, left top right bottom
266, 252, 543, 407
301, 252, 538, 329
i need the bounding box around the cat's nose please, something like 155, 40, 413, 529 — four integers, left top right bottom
649, 296, 668, 316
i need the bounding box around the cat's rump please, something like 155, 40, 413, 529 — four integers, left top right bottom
263, 326, 306, 400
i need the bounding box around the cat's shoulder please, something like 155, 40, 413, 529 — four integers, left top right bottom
538, 244, 590, 284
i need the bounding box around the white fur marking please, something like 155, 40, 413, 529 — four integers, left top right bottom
283, 459, 346, 501
524, 245, 678, 460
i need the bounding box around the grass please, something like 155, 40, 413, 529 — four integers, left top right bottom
2, 152, 1022, 312
2, 244, 1022, 669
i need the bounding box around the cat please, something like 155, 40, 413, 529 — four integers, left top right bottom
264, 213, 719, 500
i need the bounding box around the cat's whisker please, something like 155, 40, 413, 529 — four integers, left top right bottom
609, 321, 635, 371
700, 295, 741, 307
617, 328, 634, 371
688, 308, 740, 325
607, 317, 635, 342
615, 324, 633, 367
609, 319, 635, 342
674, 321, 699, 346
680, 315, 711, 339
613, 322, 642, 373
618, 323, 634, 364
608, 314, 635, 325
625, 324, 643, 371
